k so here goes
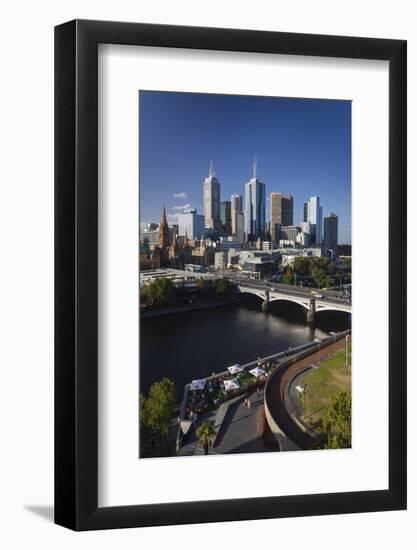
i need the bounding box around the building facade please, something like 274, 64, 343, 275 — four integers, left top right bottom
270, 192, 294, 242
203, 161, 221, 232
280, 225, 301, 244
220, 200, 232, 235
178, 209, 205, 239
231, 193, 243, 238
244, 159, 266, 242
303, 202, 309, 223
323, 212, 338, 250
141, 228, 159, 248
214, 250, 228, 270
235, 211, 245, 243
307, 196, 323, 244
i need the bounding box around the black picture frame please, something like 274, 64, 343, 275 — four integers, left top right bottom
55, 19, 407, 531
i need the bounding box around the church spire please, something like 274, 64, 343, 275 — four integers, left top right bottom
161, 204, 168, 226
159, 204, 169, 249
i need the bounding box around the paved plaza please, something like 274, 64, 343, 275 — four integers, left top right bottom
177, 389, 279, 456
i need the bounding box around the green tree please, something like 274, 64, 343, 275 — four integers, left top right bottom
142, 378, 177, 438
143, 277, 176, 306
281, 267, 294, 285
216, 278, 233, 295
139, 393, 153, 454
322, 392, 352, 449
342, 257, 351, 270
293, 257, 311, 276
196, 421, 216, 455
197, 278, 212, 296
311, 267, 329, 288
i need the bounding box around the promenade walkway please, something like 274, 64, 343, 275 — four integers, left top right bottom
214, 390, 278, 454
176, 389, 279, 456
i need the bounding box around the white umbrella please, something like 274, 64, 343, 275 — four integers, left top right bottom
249, 366, 266, 378
190, 378, 207, 391
224, 378, 240, 391
227, 364, 243, 375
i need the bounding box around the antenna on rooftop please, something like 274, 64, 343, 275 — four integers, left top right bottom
253, 155, 258, 178
209, 160, 215, 177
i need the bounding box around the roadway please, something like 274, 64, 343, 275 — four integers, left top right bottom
264, 334, 349, 450
227, 276, 351, 307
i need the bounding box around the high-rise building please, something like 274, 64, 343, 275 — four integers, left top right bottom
220, 201, 232, 235
236, 211, 244, 243
303, 202, 309, 222
203, 161, 221, 232
301, 221, 311, 235
270, 192, 294, 242
231, 193, 243, 237
307, 196, 323, 244
244, 157, 266, 241
323, 212, 338, 250
178, 209, 205, 239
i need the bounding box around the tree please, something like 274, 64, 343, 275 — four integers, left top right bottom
196, 421, 216, 455
216, 278, 234, 295
141, 378, 177, 438
321, 392, 351, 449
143, 277, 175, 306
139, 393, 153, 454
311, 266, 330, 288
293, 256, 311, 276
196, 278, 213, 296
342, 257, 351, 270
281, 267, 294, 285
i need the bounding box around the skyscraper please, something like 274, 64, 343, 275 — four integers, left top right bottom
231, 193, 243, 237
270, 192, 293, 242
220, 201, 232, 235
307, 196, 323, 244
244, 157, 266, 241
303, 202, 309, 223
323, 212, 338, 250
236, 211, 245, 244
203, 161, 221, 232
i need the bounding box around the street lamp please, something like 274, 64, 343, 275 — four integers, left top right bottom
314, 338, 321, 365
296, 384, 307, 418
303, 383, 308, 417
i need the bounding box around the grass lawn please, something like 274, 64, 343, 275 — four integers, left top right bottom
301, 343, 351, 433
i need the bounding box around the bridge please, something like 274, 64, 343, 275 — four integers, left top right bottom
228, 278, 351, 322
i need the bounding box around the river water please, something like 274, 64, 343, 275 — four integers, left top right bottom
140, 299, 351, 396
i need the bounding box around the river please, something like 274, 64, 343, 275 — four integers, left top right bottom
140, 299, 351, 396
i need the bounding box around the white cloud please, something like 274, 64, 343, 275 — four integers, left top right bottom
173, 192, 188, 199
173, 203, 192, 211
167, 213, 180, 223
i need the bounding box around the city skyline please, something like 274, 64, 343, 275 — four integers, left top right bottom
139, 91, 351, 243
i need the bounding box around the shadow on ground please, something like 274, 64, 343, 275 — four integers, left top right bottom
24, 505, 54, 523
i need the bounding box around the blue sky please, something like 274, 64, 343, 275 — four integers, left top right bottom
139, 91, 351, 243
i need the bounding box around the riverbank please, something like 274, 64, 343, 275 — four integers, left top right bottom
140, 299, 346, 395
140, 293, 254, 319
